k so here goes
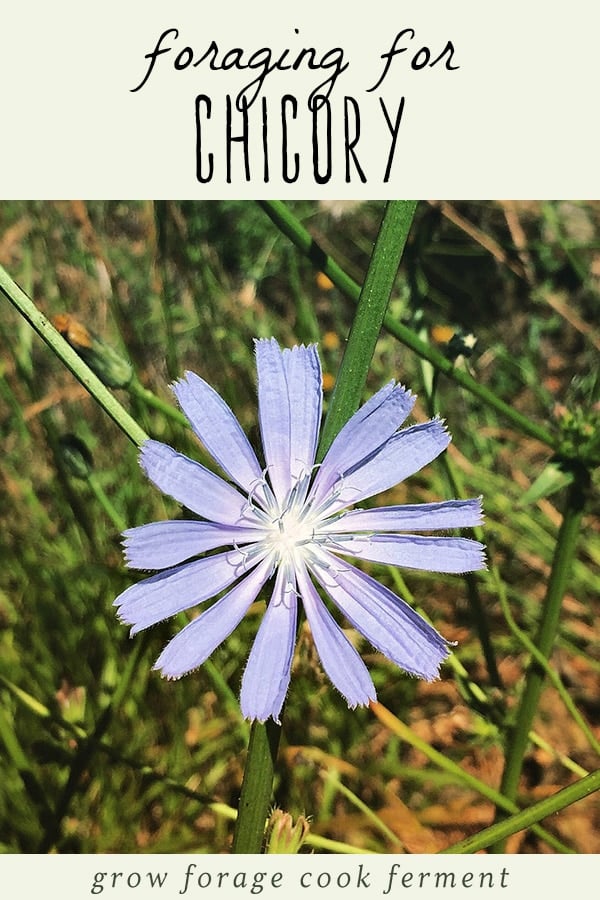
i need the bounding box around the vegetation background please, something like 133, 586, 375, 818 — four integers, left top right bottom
1, 200, 599, 853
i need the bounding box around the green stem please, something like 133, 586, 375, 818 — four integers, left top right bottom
88, 473, 127, 532
258, 201, 559, 451
493, 470, 589, 849
0, 264, 148, 448
231, 720, 281, 853
317, 200, 418, 460
442, 768, 600, 854
129, 378, 189, 428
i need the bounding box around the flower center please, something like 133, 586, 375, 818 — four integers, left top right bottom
267, 509, 315, 563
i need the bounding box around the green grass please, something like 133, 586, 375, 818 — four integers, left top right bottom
1, 199, 599, 854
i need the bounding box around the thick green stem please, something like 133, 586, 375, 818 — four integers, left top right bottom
493, 470, 589, 849
231, 719, 281, 853
317, 200, 418, 460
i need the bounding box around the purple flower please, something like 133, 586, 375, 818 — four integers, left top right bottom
114, 339, 485, 722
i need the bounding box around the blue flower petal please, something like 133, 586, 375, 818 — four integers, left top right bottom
296, 562, 376, 708
140, 440, 258, 526
153, 558, 272, 678
309, 549, 450, 681
172, 371, 265, 498
282, 343, 322, 483
240, 564, 298, 723
255, 338, 293, 504
319, 419, 451, 514
321, 498, 483, 533
329, 534, 487, 574
310, 381, 414, 506
123, 520, 268, 570
114, 547, 265, 634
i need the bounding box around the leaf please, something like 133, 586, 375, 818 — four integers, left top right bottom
519, 460, 574, 505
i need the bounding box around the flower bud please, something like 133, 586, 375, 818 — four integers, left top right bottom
265, 809, 310, 854
58, 434, 93, 480
53, 314, 133, 389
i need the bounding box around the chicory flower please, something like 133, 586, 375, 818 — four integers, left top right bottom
114, 339, 485, 722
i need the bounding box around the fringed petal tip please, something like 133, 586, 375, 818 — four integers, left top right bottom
152, 662, 188, 682
422, 640, 454, 682
395, 381, 413, 403
137, 437, 154, 459
317, 662, 378, 711
138, 438, 187, 476
416, 414, 448, 439
408, 656, 447, 683
169, 370, 204, 411
169, 375, 189, 411
253, 336, 318, 353
471, 543, 488, 572
444, 540, 487, 574
391, 628, 454, 682
113, 605, 141, 634
283, 340, 319, 354
432, 415, 450, 440
169, 375, 182, 397
112, 603, 137, 633
342, 687, 377, 710
120, 533, 133, 562
242, 710, 282, 725
466, 495, 485, 526
170, 369, 194, 390
120, 532, 149, 572
253, 336, 278, 356
171, 367, 216, 390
